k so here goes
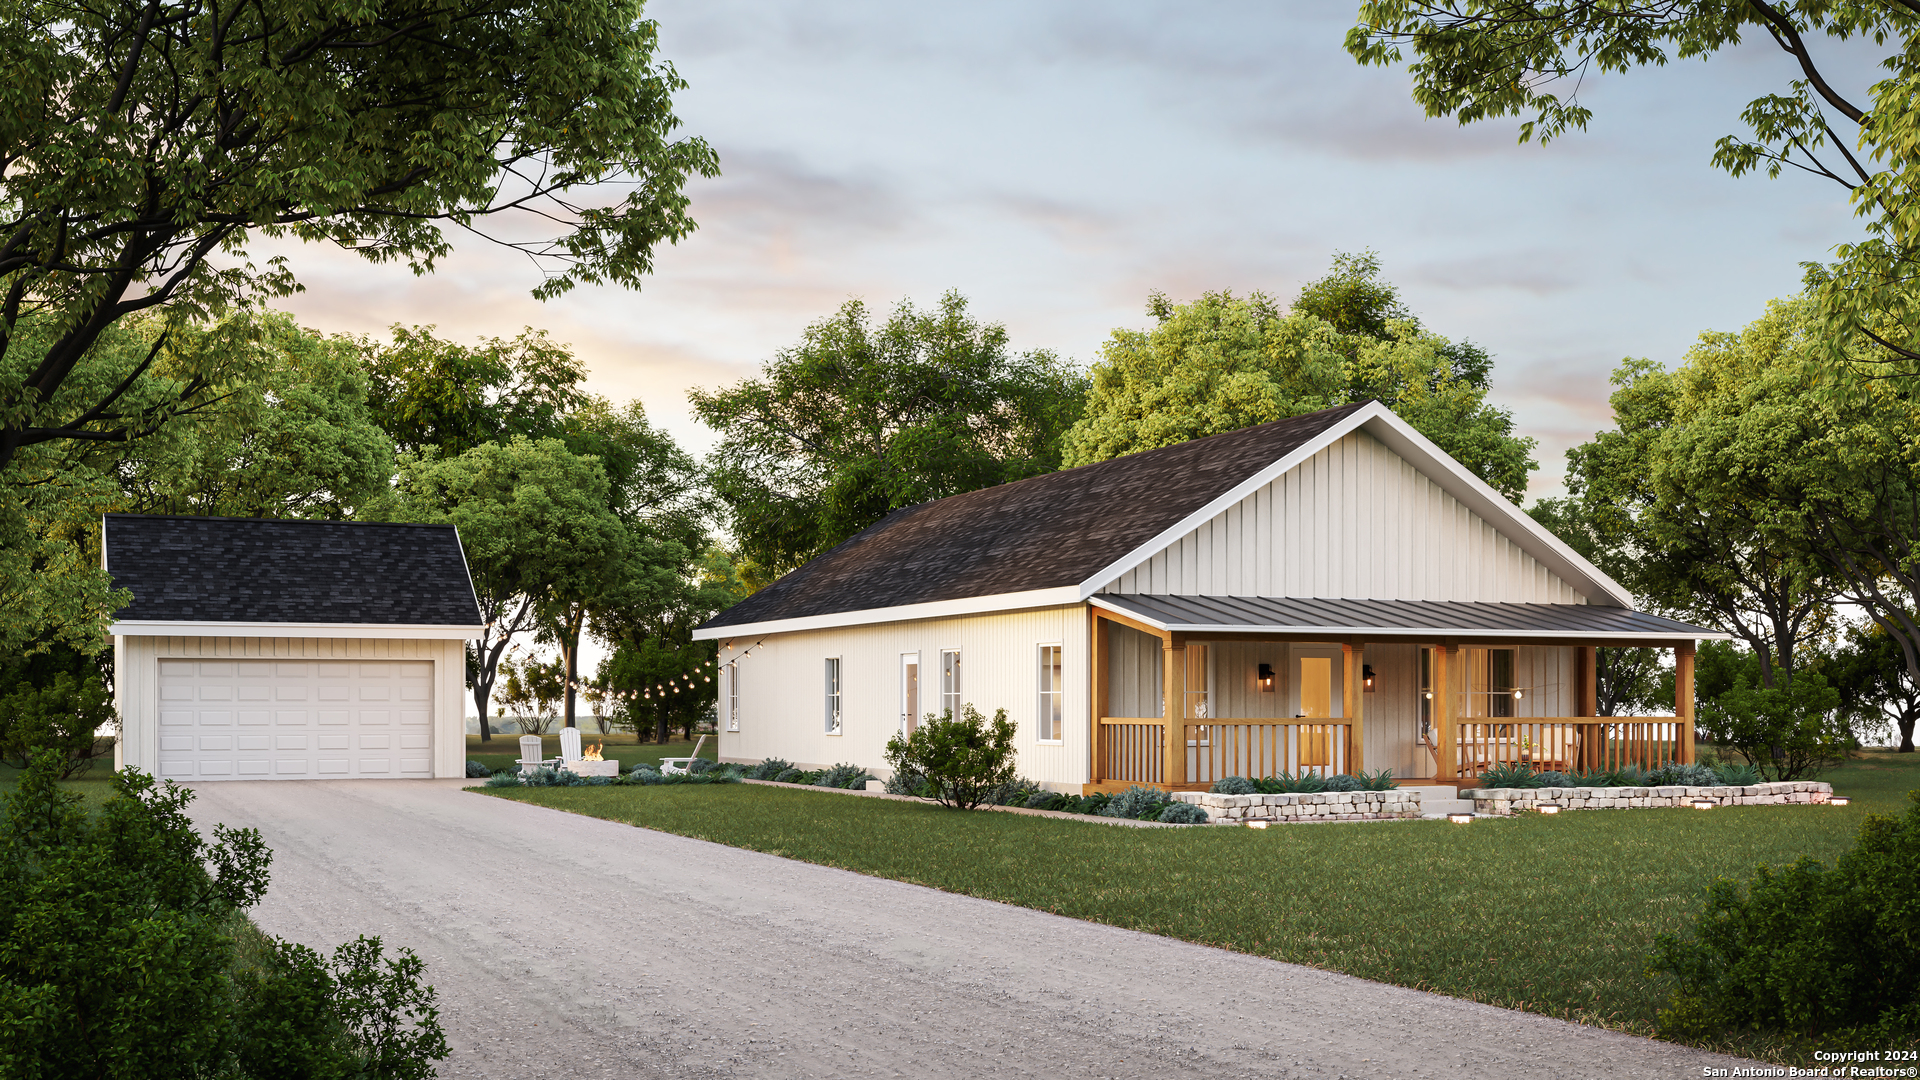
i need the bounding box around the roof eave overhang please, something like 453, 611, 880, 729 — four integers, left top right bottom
1089, 597, 1729, 642
1074, 403, 1638, 609
692, 586, 1083, 641
108, 620, 486, 640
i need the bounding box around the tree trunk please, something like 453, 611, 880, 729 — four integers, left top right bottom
654, 698, 669, 744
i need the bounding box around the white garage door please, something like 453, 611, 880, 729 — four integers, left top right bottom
158, 659, 434, 780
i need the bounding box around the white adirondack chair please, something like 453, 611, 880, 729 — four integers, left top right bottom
517, 734, 557, 775
659, 734, 709, 775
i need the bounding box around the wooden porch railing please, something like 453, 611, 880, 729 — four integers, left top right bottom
1095, 718, 1356, 790
1448, 718, 1684, 777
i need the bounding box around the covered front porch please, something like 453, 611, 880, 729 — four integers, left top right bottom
1084, 595, 1717, 794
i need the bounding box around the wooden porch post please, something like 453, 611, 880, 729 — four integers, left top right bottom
1163, 635, 1186, 789
1435, 645, 1455, 782
1343, 641, 1365, 774
1676, 640, 1696, 764
1090, 608, 1108, 788
1576, 646, 1597, 717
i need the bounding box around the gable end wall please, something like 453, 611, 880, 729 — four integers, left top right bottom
1100, 430, 1584, 604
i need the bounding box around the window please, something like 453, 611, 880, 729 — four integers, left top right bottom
1037, 645, 1063, 742
824, 658, 842, 734
1489, 648, 1516, 719
941, 649, 961, 717
724, 661, 740, 732
1418, 647, 1433, 740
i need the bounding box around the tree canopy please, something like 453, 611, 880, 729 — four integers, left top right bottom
690, 291, 1089, 576
0, 0, 716, 472
1347, 1, 1920, 376
358, 326, 594, 459
1062, 254, 1538, 500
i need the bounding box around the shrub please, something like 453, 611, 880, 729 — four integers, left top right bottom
883, 766, 933, 797
0, 665, 114, 778
1211, 776, 1256, 795
1322, 773, 1363, 792
627, 764, 664, 785
465, 760, 491, 778
742, 758, 791, 781
0, 750, 448, 1078
1069, 792, 1113, 815
814, 763, 875, 790
1253, 772, 1326, 794
987, 777, 1045, 806
1025, 791, 1067, 812
882, 705, 1019, 810
483, 771, 524, 788
1653, 762, 1719, 787
1713, 761, 1763, 786
1653, 791, 1920, 1043
1478, 762, 1543, 789
1572, 764, 1653, 787
519, 765, 592, 787
1354, 768, 1400, 791
773, 767, 804, 784
1535, 770, 1574, 788
1158, 800, 1210, 824
1100, 785, 1173, 820
1699, 671, 1849, 781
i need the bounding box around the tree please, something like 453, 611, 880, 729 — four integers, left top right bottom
1063, 255, 1539, 500
113, 312, 394, 518
358, 326, 594, 458
690, 291, 1089, 576
1830, 623, 1920, 753
0, 0, 717, 473
596, 546, 746, 743
1346, 1, 1920, 377
882, 705, 1020, 811
494, 655, 564, 735
383, 437, 626, 740
1566, 302, 1841, 688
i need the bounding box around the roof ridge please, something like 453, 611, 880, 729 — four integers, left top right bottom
103, 513, 455, 529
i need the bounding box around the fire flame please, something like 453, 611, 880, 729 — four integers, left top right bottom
582, 742, 604, 761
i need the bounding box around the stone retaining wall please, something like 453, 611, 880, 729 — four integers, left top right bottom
1172, 789, 1423, 823
1471, 781, 1832, 816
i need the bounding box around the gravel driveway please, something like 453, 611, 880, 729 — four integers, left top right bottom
186, 779, 1754, 1080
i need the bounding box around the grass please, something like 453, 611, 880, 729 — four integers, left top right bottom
481, 750, 1920, 1063
462, 731, 717, 776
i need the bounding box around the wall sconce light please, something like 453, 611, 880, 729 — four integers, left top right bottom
1257, 663, 1275, 692
1363, 664, 1377, 692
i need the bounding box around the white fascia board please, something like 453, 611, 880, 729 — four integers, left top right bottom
691, 586, 1083, 641
1077, 403, 1638, 609
1087, 598, 1728, 641
108, 621, 486, 640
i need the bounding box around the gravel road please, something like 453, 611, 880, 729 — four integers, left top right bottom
186, 778, 1754, 1080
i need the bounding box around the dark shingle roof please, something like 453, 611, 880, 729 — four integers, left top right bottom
701, 404, 1369, 630
105, 515, 484, 626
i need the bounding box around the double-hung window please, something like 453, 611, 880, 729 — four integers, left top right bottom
725, 661, 740, 732
1036, 645, 1063, 742
824, 658, 843, 734
941, 649, 962, 717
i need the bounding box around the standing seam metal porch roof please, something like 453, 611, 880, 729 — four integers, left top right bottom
1093, 594, 1724, 640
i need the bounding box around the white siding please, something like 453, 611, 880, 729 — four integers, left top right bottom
716, 606, 1088, 789
1100, 430, 1585, 604
115, 636, 467, 780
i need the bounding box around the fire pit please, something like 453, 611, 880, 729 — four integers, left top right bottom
566, 741, 620, 777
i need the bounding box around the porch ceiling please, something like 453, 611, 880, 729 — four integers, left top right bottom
1092, 594, 1726, 643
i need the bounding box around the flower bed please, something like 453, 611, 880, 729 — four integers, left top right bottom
1173, 789, 1423, 823
1470, 780, 1833, 815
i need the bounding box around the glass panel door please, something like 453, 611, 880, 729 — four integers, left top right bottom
900, 653, 920, 736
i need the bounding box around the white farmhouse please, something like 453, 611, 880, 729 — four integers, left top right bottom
694, 402, 1722, 792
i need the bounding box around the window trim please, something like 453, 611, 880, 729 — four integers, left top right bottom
724, 660, 740, 732
940, 648, 962, 719
1036, 642, 1064, 744
824, 656, 843, 735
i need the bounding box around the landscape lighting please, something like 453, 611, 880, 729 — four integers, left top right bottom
1830, 796, 1850, 806
1246, 820, 1269, 830
1692, 800, 1714, 810
1447, 813, 1473, 824
1536, 805, 1560, 815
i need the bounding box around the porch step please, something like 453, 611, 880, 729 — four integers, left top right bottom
1404, 786, 1476, 818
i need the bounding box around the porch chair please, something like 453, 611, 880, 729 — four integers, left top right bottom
517, 734, 559, 775
559, 727, 583, 769
659, 733, 709, 775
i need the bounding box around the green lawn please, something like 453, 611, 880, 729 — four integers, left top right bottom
462, 732, 717, 776
481, 751, 1920, 1063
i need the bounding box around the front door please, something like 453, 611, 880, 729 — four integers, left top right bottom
900, 653, 920, 736
1291, 648, 1344, 772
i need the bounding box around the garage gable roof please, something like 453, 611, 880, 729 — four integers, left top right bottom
104, 515, 484, 631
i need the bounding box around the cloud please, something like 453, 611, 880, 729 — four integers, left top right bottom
1410, 252, 1587, 296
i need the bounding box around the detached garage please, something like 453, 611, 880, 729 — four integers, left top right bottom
105, 515, 485, 781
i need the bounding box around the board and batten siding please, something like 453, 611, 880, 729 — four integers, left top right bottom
717, 605, 1089, 789
114, 636, 467, 780
1099, 429, 1584, 604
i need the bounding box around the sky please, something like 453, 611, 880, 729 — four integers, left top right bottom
263, 0, 1865, 501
